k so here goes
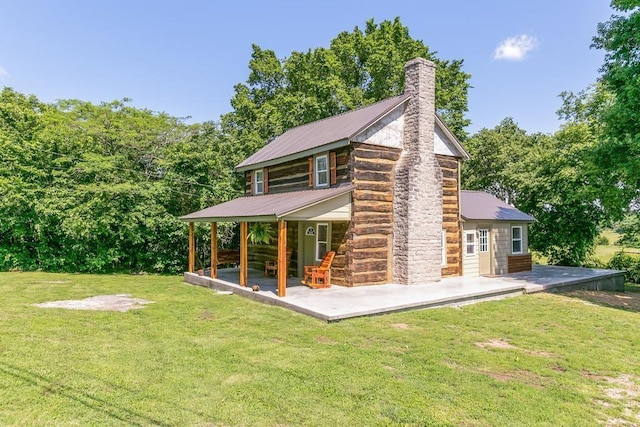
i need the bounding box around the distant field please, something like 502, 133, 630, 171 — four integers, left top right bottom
596, 229, 640, 263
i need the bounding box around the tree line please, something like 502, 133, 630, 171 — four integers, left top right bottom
1, 6, 638, 273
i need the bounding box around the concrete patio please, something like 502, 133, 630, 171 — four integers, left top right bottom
184, 265, 625, 322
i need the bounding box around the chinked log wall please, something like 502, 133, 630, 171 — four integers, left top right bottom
437, 154, 462, 277
346, 143, 401, 286
244, 146, 350, 194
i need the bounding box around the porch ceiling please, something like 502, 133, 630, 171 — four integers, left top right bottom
180, 185, 355, 223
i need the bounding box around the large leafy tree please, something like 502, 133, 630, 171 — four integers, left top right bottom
223, 17, 471, 159
462, 117, 617, 265
591, 0, 640, 245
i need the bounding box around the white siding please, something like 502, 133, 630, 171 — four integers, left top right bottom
283, 193, 351, 221
434, 123, 457, 157
351, 106, 404, 148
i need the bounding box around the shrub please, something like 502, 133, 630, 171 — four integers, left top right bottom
607, 251, 640, 284
594, 235, 610, 246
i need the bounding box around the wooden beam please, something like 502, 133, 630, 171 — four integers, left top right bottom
239, 222, 248, 287
211, 223, 217, 278
188, 222, 195, 273
277, 220, 287, 297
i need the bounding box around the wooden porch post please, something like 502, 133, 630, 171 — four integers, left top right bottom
210, 223, 217, 278
277, 220, 287, 297
239, 222, 248, 287
188, 222, 195, 273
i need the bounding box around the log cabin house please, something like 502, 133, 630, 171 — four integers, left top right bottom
181, 58, 535, 296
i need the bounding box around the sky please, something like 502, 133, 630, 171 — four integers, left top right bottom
0, 0, 615, 135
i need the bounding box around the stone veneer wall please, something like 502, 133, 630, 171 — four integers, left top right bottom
392, 58, 443, 285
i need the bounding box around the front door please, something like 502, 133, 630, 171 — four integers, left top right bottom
478, 227, 492, 275
298, 222, 330, 276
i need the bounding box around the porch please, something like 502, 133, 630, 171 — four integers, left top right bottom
184, 264, 625, 322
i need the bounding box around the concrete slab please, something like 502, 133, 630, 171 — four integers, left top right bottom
184, 265, 625, 322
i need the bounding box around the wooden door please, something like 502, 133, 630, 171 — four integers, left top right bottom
478, 227, 492, 275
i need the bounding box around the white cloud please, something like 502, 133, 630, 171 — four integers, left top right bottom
493, 35, 539, 61
0, 67, 9, 81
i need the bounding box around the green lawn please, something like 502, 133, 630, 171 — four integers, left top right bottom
1, 273, 639, 426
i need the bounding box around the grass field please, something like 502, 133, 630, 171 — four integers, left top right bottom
1, 272, 639, 426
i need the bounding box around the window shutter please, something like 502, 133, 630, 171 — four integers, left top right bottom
247, 171, 253, 195
263, 167, 269, 194
330, 152, 337, 185
308, 157, 314, 187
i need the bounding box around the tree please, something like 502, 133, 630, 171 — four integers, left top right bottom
222, 17, 471, 160
462, 117, 617, 265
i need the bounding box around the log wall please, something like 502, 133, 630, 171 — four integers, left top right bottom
248, 222, 299, 276
345, 143, 401, 286
244, 146, 350, 195
437, 154, 462, 277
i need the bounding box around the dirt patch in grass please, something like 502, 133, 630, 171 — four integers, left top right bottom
590, 374, 640, 426
315, 335, 338, 345
562, 290, 640, 312
390, 323, 410, 329
34, 294, 154, 312
475, 338, 516, 349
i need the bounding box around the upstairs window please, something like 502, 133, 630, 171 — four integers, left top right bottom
512, 226, 523, 254
254, 169, 264, 195
315, 155, 328, 187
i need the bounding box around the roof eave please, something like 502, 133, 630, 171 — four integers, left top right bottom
235, 138, 350, 172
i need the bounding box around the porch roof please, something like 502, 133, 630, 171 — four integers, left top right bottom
180, 185, 355, 223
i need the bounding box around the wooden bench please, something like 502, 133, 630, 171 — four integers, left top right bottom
216, 250, 240, 266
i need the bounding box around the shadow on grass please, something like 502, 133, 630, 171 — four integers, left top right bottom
560, 283, 640, 313
0, 362, 170, 426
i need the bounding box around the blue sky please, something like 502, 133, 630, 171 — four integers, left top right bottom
1, 0, 614, 135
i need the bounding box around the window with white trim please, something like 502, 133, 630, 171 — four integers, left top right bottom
316, 223, 328, 261
254, 169, 264, 194
441, 229, 447, 266
479, 229, 489, 253
512, 226, 523, 254
315, 155, 328, 187
465, 231, 476, 256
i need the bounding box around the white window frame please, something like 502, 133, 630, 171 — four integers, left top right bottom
441, 229, 447, 266
315, 154, 329, 188
512, 226, 523, 254
465, 231, 476, 256
254, 169, 264, 195
479, 229, 489, 253
315, 223, 329, 261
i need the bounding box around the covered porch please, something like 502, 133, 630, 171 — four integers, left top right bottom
180, 185, 353, 297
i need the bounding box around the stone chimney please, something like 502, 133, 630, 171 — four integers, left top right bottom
392, 58, 443, 285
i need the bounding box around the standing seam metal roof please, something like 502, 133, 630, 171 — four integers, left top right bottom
236, 94, 410, 170
460, 191, 536, 222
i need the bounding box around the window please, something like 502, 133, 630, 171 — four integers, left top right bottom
316, 223, 328, 261
441, 229, 447, 266
479, 229, 489, 253
465, 231, 476, 256
512, 226, 523, 254
254, 169, 264, 194
315, 155, 328, 187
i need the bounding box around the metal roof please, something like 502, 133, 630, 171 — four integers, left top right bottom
460, 191, 536, 222
180, 185, 355, 222
236, 94, 411, 171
